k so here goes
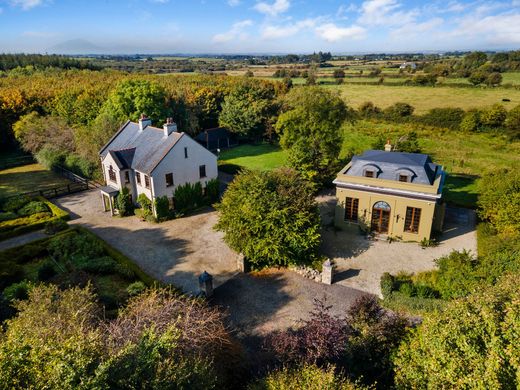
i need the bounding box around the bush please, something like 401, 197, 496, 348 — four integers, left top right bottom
0, 262, 24, 290
126, 281, 146, 296
412, 74, 437, 86
17, 201, 50, 217
358, 101, 381, 117
383, 102, 414, 119
48, 231, 104, 261
115, 187, 134, 217
63, 154, 96, 178
44, 219, 68, 235
505, 104, 520, 137
435, 250, 478, 299
154, 195, 170, 221
35, 146, 66, 170
380, 272, 395, 298
420, 107, 464, 129
173, 182, 204, 213
394, 131, 421, 153
2, 195, 30, 212
480, 103, 507, 127
205, 178, 220, 204
460, 109, 482, 132
3, 280, 32, 301
398, 281, 415, 297
37, 261, 57, 281
0, 212, 17, 222
136, 193, 153, 219
415, 284, 438, 298
76, 256, 117, 274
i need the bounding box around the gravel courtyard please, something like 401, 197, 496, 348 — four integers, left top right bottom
53, 189, 238, 293
318, 191, 478, 297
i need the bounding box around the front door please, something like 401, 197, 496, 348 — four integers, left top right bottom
371, 201, 391, 233
102, 194, 111, 212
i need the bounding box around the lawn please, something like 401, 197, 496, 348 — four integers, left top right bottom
218, 143, 288, 173
0, 163, 71, 199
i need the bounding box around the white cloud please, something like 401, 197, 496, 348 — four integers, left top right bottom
227, 0, 240, 6
261, 18, 316, 39
358, 0, 417, 26
9, 0, 47, 10
254, 0, 290, 16
390, 17, 443, 38
315, 23, 366, 42
212, 19, 253, 43
449, 12, 520, 45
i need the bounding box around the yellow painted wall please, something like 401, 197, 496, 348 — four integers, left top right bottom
335, 187, 440, 241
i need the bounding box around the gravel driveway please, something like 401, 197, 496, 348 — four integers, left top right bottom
53, 190, 238, 293
317, 191, 478, 297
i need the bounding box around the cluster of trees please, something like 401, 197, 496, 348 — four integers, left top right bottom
357, 100, 520, 138
1, 70, 287, 178
0, 54, 99, 72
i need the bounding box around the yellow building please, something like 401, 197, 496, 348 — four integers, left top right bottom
334, 147, 446, 241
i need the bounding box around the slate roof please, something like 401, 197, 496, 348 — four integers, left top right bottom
345, 150, 440, 185
99, 121, 183, 174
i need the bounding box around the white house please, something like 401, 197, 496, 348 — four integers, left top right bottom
99, 115, 218, 215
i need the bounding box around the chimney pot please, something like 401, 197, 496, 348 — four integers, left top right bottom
163, 118, 177, 137
138, 114, 152, 131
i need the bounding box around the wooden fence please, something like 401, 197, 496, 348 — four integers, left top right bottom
2, 166, 102, 201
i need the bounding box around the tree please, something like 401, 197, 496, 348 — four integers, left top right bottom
383, 102, 414, 119
218, 84, 274, 139
333, 69, 345, 79
215, 168, 321, 269
101, 79, 168, 124
463, 51, 488, 68
460, 109, 482, 132
478, 169, 520, 235
505, 104, 520, 137
275, 86, 348, 186
394, 274, 520, 389
0, 284, 104, 389
468, 70, 488, 85
485, 72, 503, 86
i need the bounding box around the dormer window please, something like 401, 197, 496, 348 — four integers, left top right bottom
398, 174, 410, 182
364, 170, 374, 178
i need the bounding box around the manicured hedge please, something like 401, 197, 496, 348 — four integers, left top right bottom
0, 196, 69, 241
74, 226, 161, 287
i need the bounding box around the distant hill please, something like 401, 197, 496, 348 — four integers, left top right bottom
48, 39, 104, 55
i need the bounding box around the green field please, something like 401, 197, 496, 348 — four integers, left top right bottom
0, 163, 71, 199
326, 84, 520, 114
217, 121, 519, 208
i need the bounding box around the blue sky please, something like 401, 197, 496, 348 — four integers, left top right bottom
0, 0, 519, 54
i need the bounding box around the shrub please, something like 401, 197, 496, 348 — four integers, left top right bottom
76, 256, 117, 274
460, 109, 482, 132
35, 146, 66, 170
435, 250, 478, 299
17, 201, 50, 217
2, 195, 30, 212
505, 104, 520, 137
358, 101, 381, 117
480, 103, 507, 127
0, 262, 24, 290
154, 195, 170, 221
415, 284, 438, 298
173, 182, 204, 213
205, 178, 220, 204
398, 282, 415, 297
394, 131, 421, 153
37, 261, 57, 281
48, 231, 104, 262
485, 72, 502, 86
412, 74, 437, 86
63, 154, 96, 178
380, 272, 395, 298
115, 187, 134, 217
136, 193, 153, 219
420, 107, 464, 129
383, 102, 414, 119
0, 212, 17, 222
394, 274, 520, 389
249, 364, 361, 390
126, 281, 146, 296
44, 219, 68, 235
3, 280, 32, 302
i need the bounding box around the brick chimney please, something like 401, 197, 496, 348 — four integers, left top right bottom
138, 114, 152, 131
384, 139, 392, 152
163, 117, 177, 137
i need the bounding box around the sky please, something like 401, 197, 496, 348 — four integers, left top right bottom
0, 0, 519, 54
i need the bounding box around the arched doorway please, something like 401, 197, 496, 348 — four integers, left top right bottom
371, 201, 391, 234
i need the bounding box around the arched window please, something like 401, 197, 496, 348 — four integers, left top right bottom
373, 201, 391, 211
